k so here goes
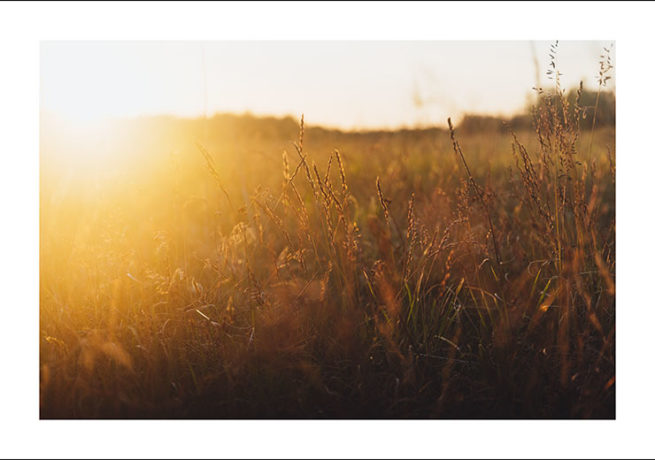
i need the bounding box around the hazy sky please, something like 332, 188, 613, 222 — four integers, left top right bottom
41, 41, 614, 129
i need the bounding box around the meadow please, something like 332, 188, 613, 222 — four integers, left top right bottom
40, 81, 615, 418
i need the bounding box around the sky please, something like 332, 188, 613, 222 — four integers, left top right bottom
41, 41, 614, 130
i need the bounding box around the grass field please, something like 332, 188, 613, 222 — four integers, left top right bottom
40, 80, 615, 418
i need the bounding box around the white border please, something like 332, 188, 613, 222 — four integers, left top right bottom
1, 1, 653, 458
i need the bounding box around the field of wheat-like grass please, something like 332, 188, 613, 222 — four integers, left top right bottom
40, 77, 615, 418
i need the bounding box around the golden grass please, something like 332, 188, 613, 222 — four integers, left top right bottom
40, 80, 615, 419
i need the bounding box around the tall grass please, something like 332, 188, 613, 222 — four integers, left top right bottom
40, 62, 615, 419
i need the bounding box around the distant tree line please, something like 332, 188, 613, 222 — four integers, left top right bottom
122, 85, 614, 139
459, 87, 615, 133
